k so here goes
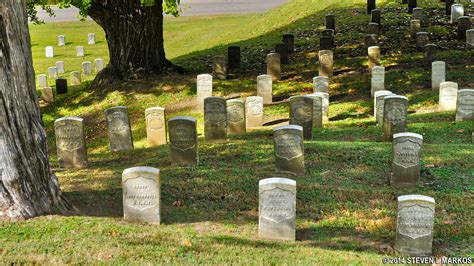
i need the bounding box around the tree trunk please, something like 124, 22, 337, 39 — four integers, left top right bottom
0, 0, 73, 220
87, 0, 173, 85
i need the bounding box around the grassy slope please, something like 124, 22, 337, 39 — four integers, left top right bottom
2, 0, 473, 263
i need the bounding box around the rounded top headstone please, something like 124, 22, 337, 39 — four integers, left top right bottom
259, 177, 296, 186
273, 125, 303, 132
398, 194, 435, 204
393, 132, 423, 140
122, 166, 160, 176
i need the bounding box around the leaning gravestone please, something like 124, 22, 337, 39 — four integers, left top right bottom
450, 4, 464, 24
383, 95, 408, 141
368, 46, 381, 69
365, 34, 378, 48
313, 76, 329, 94
371, 66, 385, 97
105, 106, 134, 151
76, 46, 85, 57
122, 166, 160, 223
325, 14, 336, 31
204, 97, 227, 143
424, 44, 438, 67
318, 50, 333, 77
395, 195, 435, 256
457, 16, 470, 40
57, 35, 65, 46
368, 23, 379, 36
267, 53, 281, 80
273, 125, 304, 175
82, 61, 92, 76
275, 43, 289, 64
145, 107, 167, 147
374, 90, 394, 126
45, 46, 54, 58
37, 74, 47, 88
416, 32, 429, 51
371, 9, 381, 25
282, 34, 295, 53
56, 78, 68, 94
227, 46, 241, 70
56, 61, 65, 74
169, 116, 198, 166
41, 87, 54, 103
246, 96, 264, 129
258, 178, 296, 241
212, 56, 227, 80
48, 66, 58, 79
290, 96, 314, 140
88, 33, 96, 45
95, 58, 105, 72
312, 92, 329, 123
196, 74, 213, 110
227, 99, 246, 134
257, 75, 273, 104
467, 29, 474, 49
455, 89, 474, 121
391, 132, 423, 186
439, 81, 458, 111
431, 61, 445, 91
410, 20, 421, 39
70, 71, 81, 85
307, 94, 324, 128
54, 117, 88, 168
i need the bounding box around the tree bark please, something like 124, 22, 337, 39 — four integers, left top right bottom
87, 0, 173, 85
0, 0, 73, 220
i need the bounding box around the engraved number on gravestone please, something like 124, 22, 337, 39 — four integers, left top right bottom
261, 187, 295, 223
57, 125, 82, 151
110, 113, 128, 134
275, 133, 303, 161
249, 101, 263, 116
146, 114, 164, 130
124, 177, 159, 211
398, 204, 434, 239
387, 102, 406, 124
292, 100, 312, 124
170, 124, 195, 151
228, 105, 244, 123
394, 140, 421, 169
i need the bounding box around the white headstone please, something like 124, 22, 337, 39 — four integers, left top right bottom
312, 92, 329, 123
48, 66, 58, 79
88, 33, 96, 45
431, 61, 445, 91
456, 89, 474, 121
246, 96, 264, 129
196, 74, 213, 110
371, 66, 385, 97
45, 46, 54, 58
56, 61, 65, 74
257, 75, 273, 104
37, 74, 47, 88
450, 4, 464, 24
76, 46, 85, 57
313, 76, 329, 93
439, 82, 458, 111
57, 35, 66, 46
467, 29, 474, 49
82, 61, 92, 76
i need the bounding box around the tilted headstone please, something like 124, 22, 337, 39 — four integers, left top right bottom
105, 106, 134, 151
318, 50, 333, 77
70, 71, 81, 85
145, 107, 167, 147
374, 90, 394, 125
56, 61, 65, 74
439, 81, 458, 111
246, 96, 264, 129
467, 29, 474, 49
365, 34, 378, 48
368, 23, 379, 36
212, 56, 227, 80
82, 61, 92, 76
383, 95, 408, 140
257, 75, 273, 104
391, 133, 423, 186
45, 46, 54, 58
226, 99, 246, 134
275, 43, 289, 64
282, 34, 295, 53
412, 7, 423, 21
204, 96, 227, 143
56, 78, 68, 94
41, 87, 54, 103
290, 96, 314, 140
54, 117, 87, 168
227, 45, 241, 70
319, 36, 333, 50
37, 74, 47, 88
416, 32, 429, 51
48, 66, 58, 79
395, 195, 435, 256
371, 66, 385, 97
196, 74, 213, 110
408, 0, 417, 14
88, 33, 96, 45
273, 125, 304, 175
258, 178, 296, 241
95, 58, 105, 72
424, 44, 437, 67
57, 35, 65, 46
457, 16, 470, 40
312, 92, 329, 123
76, 46, 84, 57
456, 89, 474, 121
410, 20, 421, 39
368, 46, 381, 69
325, 14, 335, 31
371, 9, 381, 24
168, 116, 198, 166
122, 167, 160, 223
313, 76, 329, 94
450, 4, 464, 24
307, 94, 324, 128
367, 0, 376, 15
267, 53, 281, 80
431, 61, 445, 91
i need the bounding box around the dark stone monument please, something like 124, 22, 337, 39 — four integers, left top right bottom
282, 34, 295, 53
320, 36, 333, 50
371, 9, 381, 25
56, 78, 68, 94
457, 16, 471, 40
227, 45, 241, 70
325, 14, 335, 31
275, 43, 289, 64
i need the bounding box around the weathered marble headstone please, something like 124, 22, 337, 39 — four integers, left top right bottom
246, 96, 264, 129
88, 33, 96, 45
431, 61, 445, 91
456, 89, 474, 121
76, 46, 84, 57
312, 92, 329, 123
410, 20, 421, 39
439, 81, 458, 111
368, 23, 379, 36
371, 66, 385, 97
450, 4, 464, 24
365, 34, 378, 48
391, 133, 423, 186
313, 76, 329, 94
56, 61, 65, 74
320, 36, 333, 50
371, 9, 381, 25
70, 71, 81, 85
82, 61, 92, 76
290, 96, 314, 140
307, 94, 324, 128
95, 58, 105, 72
54, 117, 88, 168
168, 116, 198, 166
395, 195, 435, 256
122, 167, 160, 223
45, 46, 54, 58
227, 46, 241, 70
318, 50, 333, 77
258, 178, 296, 241
325, 14, 335, 31
37, 74, 47, 88
273, 125, 304, 175
275, 43, 289, 64
412, 7, 423, 21
56, 78, 68, 94
383, 95, 408, 140
227, 99, 246, 134
212, 56, 227, 80
41, 87, 54, 103
375, 90, 394, 125
416, 32, 429, 51
267, 53, 281, 80
57, 35, 65, 46
408, 0, 417, 14
204, 96, 227, 143
457, 16, 471, 40
368, 46, 381, 69
282, 34, 295, 53
48, 66, 58, 79
424, 44, 437, 67
367, 0, 376, 15
105, 106, 134, 151
467, 29, 474, 49
145, 107, 167, 147
257, 75, 273, 104
196, 74, 213, 110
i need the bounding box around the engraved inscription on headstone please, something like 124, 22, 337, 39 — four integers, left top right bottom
313, 76, 329, 94
246, 96, 264, 129
391, 133, 423, 186
383, 95, 408, 141
307, 94, 324, 128
431, 61, 445, 91
257, 75, 273, 104
439, 81, 458, 111
371, 66, 385, 97
290, 96, 314, 140
318, 50, 333, 77
196, 74, 213, 110
169, 116, 198, 166
54, 117, 88, 168
204, 97, 227, 143
312, 92, 329, 123
227, 99, 246, 134
374, 90, 393, 126
273, 125, 304, 175
145, 107, 166, 147
106, 106, 134, 152
368, 46, 380, 69
456, 89, 474, 121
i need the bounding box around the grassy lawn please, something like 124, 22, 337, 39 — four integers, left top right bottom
2, 0, 473, 264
